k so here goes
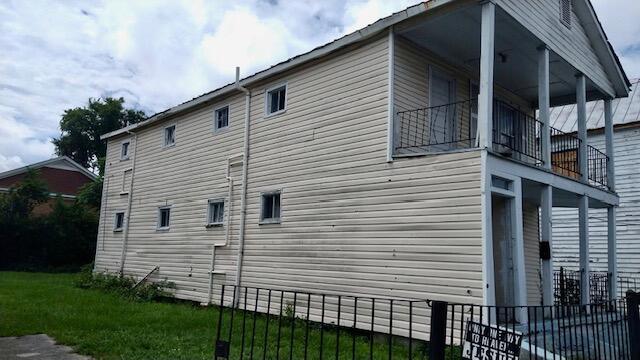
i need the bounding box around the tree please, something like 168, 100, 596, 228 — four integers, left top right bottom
0, 169, 49, 220
53, 97, 145, 175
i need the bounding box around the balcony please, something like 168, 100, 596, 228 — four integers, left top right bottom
394, 99, 610, 190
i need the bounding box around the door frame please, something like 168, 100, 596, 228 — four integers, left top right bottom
488, 171, 528, 320
428, 64, 457, 148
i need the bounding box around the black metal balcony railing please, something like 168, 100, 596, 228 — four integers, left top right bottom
395, 98, 611, 190
492, 100, 544, 165
395, 98, 477, 153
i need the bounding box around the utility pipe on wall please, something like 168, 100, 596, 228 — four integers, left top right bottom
119, 130, 138, 275
234, 67, 251, 301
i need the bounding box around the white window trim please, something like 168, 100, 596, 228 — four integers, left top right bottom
259, 189, 282, 225
120, 168, 132, 195
120, 140, 131, 161
162, 123, 177, 148
206, 198, 225, 227
113, 211, 125, 232
213, 104, 231, 133
157, 206, 172, 231
264, 83, 288, 118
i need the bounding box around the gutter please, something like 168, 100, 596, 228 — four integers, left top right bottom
234, 67, 251, 303
118, 130, 138, 276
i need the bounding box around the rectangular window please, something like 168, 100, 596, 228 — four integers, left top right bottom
121, 141, 130, 160
266, 85, 287, 115
260, 191, 281, 223
158, 207, 171, 229
214, 106, 229, 131
207, 200, 225, 226
164, 125, 176, 147
114, 212, 125, 231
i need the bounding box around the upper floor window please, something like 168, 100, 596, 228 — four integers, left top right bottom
158, 206, 171, 230
114, 212, 125, 232
214, 106, 229, 131
207, 199, 225, 226
260, 191, 281, 224
164, 125, 176, 147
266, 84, 287, 116
121, 141, 130, 160
559, 0, 571, 29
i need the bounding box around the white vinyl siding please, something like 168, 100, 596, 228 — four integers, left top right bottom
495, 0, 614, 97
94, 34, 484, 329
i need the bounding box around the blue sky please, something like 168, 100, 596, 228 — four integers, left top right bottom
0, 0, 638, 172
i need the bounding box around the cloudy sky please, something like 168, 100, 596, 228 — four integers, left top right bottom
1, 0, 639, 172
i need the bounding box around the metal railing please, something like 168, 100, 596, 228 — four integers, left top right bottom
395, 99, 611, 190
588, 146, 609, 189
492, 99, 544, 165
554, 269, 640, 306
212, 284, 632, 359
395, 99, 478, 153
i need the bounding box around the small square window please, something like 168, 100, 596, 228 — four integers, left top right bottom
207, 200, 225, 226
266, 85, 287, 115
164, 125, 176, 147
214, 106, 229, 131
158, 207, 171, 229
121, 142, 130, 160
114, 212, 125, 231
260, 191, 281, 223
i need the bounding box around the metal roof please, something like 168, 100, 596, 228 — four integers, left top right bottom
550, 79, 640, 133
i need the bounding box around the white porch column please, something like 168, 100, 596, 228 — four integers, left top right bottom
605, 99, 618, 299
538, 46, 554, 306
576, 74, 590, 305
478, 1, 495, 149
538, 46, 551, 169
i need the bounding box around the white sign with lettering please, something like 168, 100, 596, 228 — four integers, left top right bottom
462, 321, 523, 360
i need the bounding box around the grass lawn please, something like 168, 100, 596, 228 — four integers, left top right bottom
0, 272, 445, 359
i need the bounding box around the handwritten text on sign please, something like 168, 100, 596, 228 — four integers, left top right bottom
462, 321, 523, 360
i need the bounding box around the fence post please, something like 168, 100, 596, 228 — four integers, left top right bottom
627, 291, 640, 360
430, 300, 448, 360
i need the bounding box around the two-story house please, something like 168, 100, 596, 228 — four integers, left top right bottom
94, 0, 630, 334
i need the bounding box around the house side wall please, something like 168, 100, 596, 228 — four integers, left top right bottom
94, 33, 484, 339
553, 127, 640, 279
523, 201, 541, 306
495, 0, 614, 96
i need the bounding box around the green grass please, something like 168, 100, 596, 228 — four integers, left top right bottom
0, 272, 454, 359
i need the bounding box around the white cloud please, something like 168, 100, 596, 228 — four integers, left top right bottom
0, 0, 638, 172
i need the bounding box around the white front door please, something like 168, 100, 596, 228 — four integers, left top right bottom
429, 67, 456, 150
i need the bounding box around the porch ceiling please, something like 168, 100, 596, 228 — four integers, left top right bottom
397, 4, 607, 108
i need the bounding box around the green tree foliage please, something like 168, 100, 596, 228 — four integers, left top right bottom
52, 97, 145, 175
0, 171, 98, 271
77, 176, 103, 209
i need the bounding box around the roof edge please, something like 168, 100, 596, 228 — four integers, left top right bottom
0, 156, 97, 181
101, 1, 446, 140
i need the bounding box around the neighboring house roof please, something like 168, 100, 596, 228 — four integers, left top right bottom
550, 78, 640, 133
0, 156, 97, 182
101, 0, 630, 141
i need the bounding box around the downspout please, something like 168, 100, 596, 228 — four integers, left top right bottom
119, 130, 138, 276
206, 152, 243, 304
235, 67, 251, 299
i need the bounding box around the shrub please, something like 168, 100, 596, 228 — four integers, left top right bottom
75, 265, 174, 302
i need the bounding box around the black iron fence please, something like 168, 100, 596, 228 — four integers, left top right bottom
588, 145, 609, 189
554, 269, 640, 306
211, 284, 634, 359
550, 127, 582, 180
